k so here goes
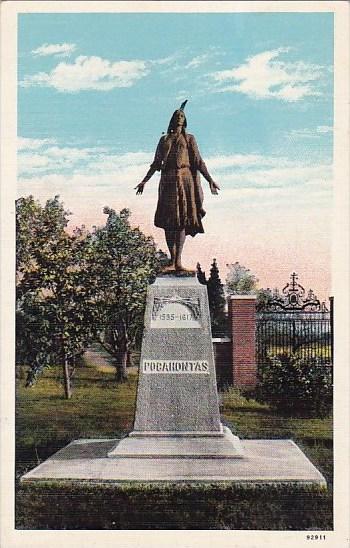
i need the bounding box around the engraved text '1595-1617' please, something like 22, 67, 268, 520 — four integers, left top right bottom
151, 295, 201, 328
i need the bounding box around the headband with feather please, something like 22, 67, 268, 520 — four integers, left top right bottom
179, 100, 188, 111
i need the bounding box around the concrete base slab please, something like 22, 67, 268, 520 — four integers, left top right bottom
107, 426, 244, 458
21, 438, 326, 487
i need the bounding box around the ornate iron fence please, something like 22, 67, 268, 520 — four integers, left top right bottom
256, 273, 333, 367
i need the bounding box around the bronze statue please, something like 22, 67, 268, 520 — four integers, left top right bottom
135, 101, 219, 272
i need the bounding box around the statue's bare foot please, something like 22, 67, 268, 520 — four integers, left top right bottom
175, 264, 195, 274
162, 263, 176, 273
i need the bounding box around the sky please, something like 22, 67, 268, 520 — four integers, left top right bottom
17, 12, 334, 302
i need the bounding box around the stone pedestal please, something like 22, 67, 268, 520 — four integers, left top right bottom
21, 274, 327, 487
108, 274, 244, 459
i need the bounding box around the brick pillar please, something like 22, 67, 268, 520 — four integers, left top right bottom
229, 295, 257, 389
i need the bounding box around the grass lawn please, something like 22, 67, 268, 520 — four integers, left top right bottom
16, 355, 333, 530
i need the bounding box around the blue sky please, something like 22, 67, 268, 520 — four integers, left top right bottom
17, 12, 334, 299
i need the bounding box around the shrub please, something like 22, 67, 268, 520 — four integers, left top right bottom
255, 353, 333, 417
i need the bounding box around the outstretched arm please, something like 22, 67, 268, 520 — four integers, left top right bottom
135, 137, 163, 195
190, 135, 220, 194
134, 165, 157, 194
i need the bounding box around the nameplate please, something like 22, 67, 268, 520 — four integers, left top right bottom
151, 295, 201, 329
142, 360, 209, 374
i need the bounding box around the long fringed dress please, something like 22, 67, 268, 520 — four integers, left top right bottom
142, 132, 215, 237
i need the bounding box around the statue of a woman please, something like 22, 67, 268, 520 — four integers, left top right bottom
135, 102, 219, 272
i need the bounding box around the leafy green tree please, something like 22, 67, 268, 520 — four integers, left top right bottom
207, 258, 227, 335
226, 262, 259, 295
90, 207, 161, 382
16, 196, 95, 398
256, 287, 273, 310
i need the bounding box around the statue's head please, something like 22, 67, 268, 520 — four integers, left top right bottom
167, 101, 188, 134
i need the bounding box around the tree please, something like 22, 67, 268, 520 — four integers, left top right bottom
16, 196, 95, 398
196, 262, 207, 285
206, 258, 227, 335
256, 287, 274, 310
90, 207, 161, 382
226, 262, 259, 295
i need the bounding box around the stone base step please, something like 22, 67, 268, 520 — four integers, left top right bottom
107, 426, 244, 459
21, 438, 326, 487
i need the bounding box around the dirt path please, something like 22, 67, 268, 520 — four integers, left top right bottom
83, 344, 139, 374
83, 344, 116, 373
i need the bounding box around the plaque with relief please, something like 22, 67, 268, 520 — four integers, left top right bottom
151, 295, 201, 328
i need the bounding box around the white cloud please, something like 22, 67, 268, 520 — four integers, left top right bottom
45, 146, 90, 161
214, 163, 332, 196
205, 153, 291, 170
20, 55, 149, 92
286, 125, 333, 141
185, 53, 211, 69
19, 149, 97, 176
17, 141, 152, 178
288, 129, 321, 139
18, 137, 57, 151
317, 125, 333, 134
31, 43, 77, 58
87, 151, 151, 173
211, 49, 324, 101
17, 138, 332, 211
151, 53, 180, 66
19, 154, 51, 171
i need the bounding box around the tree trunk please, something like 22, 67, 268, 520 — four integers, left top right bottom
69, 356, 77, 379
127, 350, 133, 367
63, 354, 72, 399
116, 349, 128, 383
